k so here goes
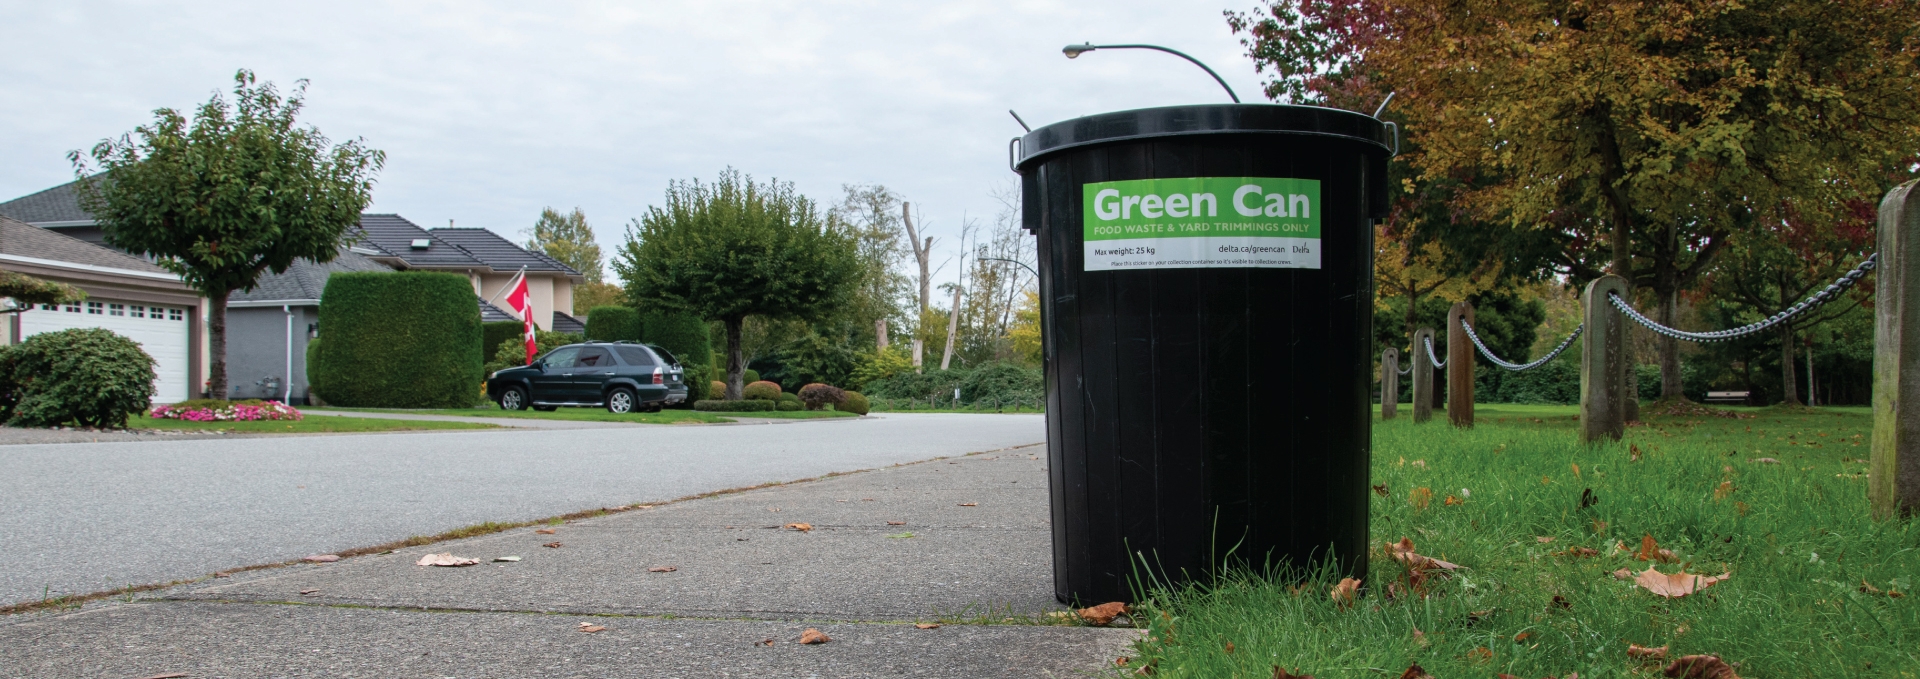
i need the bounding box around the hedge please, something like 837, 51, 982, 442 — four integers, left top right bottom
310, 271, 483, 408
585, 306, 642, 342
482, 321, 524, 362
641, 310, 711, 376
693, 399, 775, 412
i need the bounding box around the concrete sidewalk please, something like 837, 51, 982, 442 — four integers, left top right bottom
0, 444, 1137, 678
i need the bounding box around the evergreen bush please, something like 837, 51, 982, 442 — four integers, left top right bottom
639, 310, 711, 378
797, 383, 847, 410
693, 399, 775, 412
709, 380, 725, 400
482, 321, 524, 362
310, 272, 482, 408
742, 380, 782, 400
840, 391, 870, 415
0, 328, 155, 427
585, 306, 642, 342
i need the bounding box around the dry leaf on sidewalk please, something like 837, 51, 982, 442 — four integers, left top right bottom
1077, 601, 1130, 625
493, 556, 520, 562
137, 674, 189, 679
648, 566, 677, 573
415, 553, 479, 567
957, 502, 978, 507
302, 554, 339, 563
783, 522, 814, 532
542, 541, 564, 549
299, 589, 319, 595
915, 623, 940, 629
1663, 655, 1740, 678
1635, 567, 1730, 598
798, 628, 831, 644
577, 622, 606, 633
536, 528, 557, 534
887, 521, 906, 525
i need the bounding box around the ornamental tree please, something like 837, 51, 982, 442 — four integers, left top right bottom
72, 69, 384, 399
614, 169, 860, 400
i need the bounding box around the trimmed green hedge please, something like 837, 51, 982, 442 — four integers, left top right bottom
640, 310, 710, 375
693, 399, 774, 412
585, 306, 642, 342
482, 321, 524, 363
310, 272, 483, 408
841, 391, 870, 416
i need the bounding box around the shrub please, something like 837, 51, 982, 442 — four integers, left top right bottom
744, 368, 761, 384
485, 330, 580, 377
847, 347, 912, 392
640, 310, 711, 377
708, 380, 726, 400
841, 391, 870, 416
742, 380, 782, 401
776, 398, 801, 411
1, 328, 155, 427
585, 306, 642, 342
481, 321, 524, 363
310, 272, 483, 408
961, 361, 1043, 404
778, 392, 801, 408
693, 399, 775, 412
149, 399, 302, 422
797, 383, 847, 410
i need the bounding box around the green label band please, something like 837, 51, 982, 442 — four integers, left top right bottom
1081, 177, 1323, 271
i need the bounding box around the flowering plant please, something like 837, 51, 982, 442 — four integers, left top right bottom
149, 399, 303, 422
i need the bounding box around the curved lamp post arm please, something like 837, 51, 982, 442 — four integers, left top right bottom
978, 256, 1040, 280
1063, 43, 1240, 103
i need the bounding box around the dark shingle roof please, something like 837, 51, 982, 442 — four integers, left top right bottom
231, 248, 393, 303
353, 214, 483, 268
0, 215, 170, 273
428, 228, 580, 276
0, 177, 99, 224
478, 298, 518, 323
552, 311, 585, 334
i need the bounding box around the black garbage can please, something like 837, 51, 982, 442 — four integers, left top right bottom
1015, 104, 1393, 604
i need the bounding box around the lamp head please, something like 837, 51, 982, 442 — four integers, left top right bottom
1062, 43, 1095, 59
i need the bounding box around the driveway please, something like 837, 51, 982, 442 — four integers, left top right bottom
0, 413, 1045, 606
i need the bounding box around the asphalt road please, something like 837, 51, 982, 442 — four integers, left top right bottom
0, 413, 1045, 606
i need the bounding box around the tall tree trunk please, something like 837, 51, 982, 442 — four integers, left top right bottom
903, 202, 932, 371
1656, 287, 1685, 400
1778, 325, 1801, 406
208, 291, 229, 399
940, 285, 962, 370
725, 316, 745, 400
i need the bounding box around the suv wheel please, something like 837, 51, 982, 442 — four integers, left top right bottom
498, 386, 529, 411
606, 387, 637, 414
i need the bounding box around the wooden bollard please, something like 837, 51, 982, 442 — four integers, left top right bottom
1447, 302, 1475, 428
1381, 348, 1400, 420
1872, 178, 1920, 520
1411, 327, 1436, 423
1581, 275, 1630, 443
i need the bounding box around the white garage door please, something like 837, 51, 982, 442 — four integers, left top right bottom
18, 300, 192, 404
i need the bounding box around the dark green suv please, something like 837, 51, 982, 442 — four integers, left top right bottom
486, 341, 689, 413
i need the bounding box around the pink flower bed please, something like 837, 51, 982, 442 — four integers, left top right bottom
149, 400, 304, 422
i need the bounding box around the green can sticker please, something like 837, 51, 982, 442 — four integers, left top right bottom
1082, 176, 1321, 271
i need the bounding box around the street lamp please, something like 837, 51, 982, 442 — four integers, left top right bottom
1062, 43, 1240, 103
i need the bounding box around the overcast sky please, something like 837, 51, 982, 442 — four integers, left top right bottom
1, 1, 1273, 287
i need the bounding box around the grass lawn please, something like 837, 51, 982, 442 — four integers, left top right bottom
1125, 403, 1917, 677
725, 409, 860, 419
132, 414, 497, 433
309, 406, 734, 424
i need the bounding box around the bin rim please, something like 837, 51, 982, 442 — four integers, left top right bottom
1014, 103, 1394, 172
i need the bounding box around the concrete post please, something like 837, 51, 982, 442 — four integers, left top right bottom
1447, 302, 1476, 428
1381, 348, 1400, 420
1581, 275, 1630, 443
1411, 327, 1436, 424
1872, 179, 1920, 520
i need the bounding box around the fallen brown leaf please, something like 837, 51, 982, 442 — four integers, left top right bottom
1514, 631, 1531, 642
957, 502, 978, 507
887, 521, 906, 525
1330, 577, 1361, 607
1409, 487, 1433, 510
1591, 518, 1608, 533
535, 528, 557, 534
1385, 538, 1461, 571
1411, 628, 1428, 647
577, 623, 606, 633
1372, 483, 1389, 497
415, 553, 480, 567
798, 628, 831, 644
213, 571, 231, 578
1561, 546, 1599, 558
1634, 567, 1731, 598
1628, 643, 1669, 660
1663, 654, 1740, 678
1078, 601, 1130, 625
1537, 536, 1555, 543
1613, 568, 1635, 580
755, 638, 774, 646
1271, 666, 1315, 679
138, 674, 189, 679
299, 589, 319, 595
1398, 663, 1435, 679
1735, 501, 1750, 516
1635, 535, 1678, 563
1468, 646, 1493, 664
1572, 462, 1582, 478
648, 566, 677, 573
915, 623, 940, 629
1551, 594, 1572, 610
542, 541, 564, 549
1631, 444, 1643, 461
784, 523, 813, 532
302, 554, 339, 563
1224, 641, 1235, 654
1444, 494, 1463, 506
1713, 481, 1735, 501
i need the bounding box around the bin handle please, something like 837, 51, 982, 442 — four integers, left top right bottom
1385, 121, 1399, 157
1008, 136, 1022, 173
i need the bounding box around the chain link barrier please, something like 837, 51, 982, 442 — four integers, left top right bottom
1460, 319, 1584, 371
1608, 253, 1877, 343
1424, 335, 1446, 369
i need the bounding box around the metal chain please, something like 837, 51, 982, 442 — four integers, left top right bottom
1423, 335, 1447, 368
1608, 253, 1878, 343
1460, 319, 1584, 371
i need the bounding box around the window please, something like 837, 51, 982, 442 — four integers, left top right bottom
63, 302, 80, 313
129, 306, 145, 318
108, 304, 125, 316
614, 346, 656, 366
86, 302, 103, 315
167, 308, 184, 321
540, 346, 580, 369
39, 303, 55, 311
574, 347, 611, 367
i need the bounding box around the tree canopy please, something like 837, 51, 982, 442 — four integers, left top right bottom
527, 207, 603, 282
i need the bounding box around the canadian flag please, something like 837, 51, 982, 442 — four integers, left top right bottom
500, 268, 535, 365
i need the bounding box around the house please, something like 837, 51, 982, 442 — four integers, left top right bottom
222, 247, 390, 402
0, 215, 208, 403
349, 214, 586, 333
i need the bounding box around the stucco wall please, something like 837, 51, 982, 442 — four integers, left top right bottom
473, 272, 564, 331
224, 305, 315, 403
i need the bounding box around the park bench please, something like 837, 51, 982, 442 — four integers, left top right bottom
1704, 390, 1750, 404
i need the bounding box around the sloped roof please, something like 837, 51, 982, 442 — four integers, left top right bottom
0, 176, 99, 224
0, 215, 170, 273
428, 228, 579, 276
231, 248, 393, 303
353, 214, 483, 268
478, 298, 518, 323
552, 311, 585, 334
